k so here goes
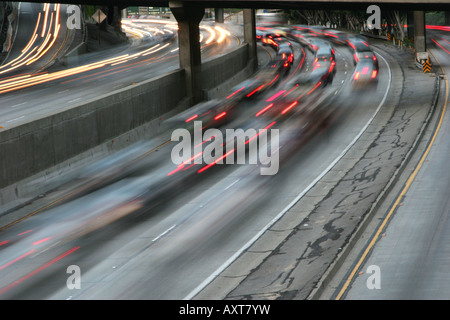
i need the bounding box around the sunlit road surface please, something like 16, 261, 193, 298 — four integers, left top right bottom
0, 16, 238, 129
337, 29, 450, 300
0, 26, 397, 299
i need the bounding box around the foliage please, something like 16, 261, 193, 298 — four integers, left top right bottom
287, 9, 368, 31
426, 11, 445, 25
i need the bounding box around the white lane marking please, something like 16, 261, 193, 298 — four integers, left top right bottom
224, 179, 240, 190
69, 97, 82, 103
7, 116, 25, 123
11, 102, 26, 108
183, 50, 393, 301
152, 224, 177, 242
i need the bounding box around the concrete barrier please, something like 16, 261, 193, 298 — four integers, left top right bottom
202, 44, 257, 100
201, 44, 249, 90
0, 69, 186, 190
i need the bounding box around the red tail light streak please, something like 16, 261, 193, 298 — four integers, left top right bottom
0, 246, 80, 296
281, 100, 299, 115
214, 112, 227, 121
197, 149, 236, 173
308, 81, 322, 95
0, 250, 36, 271
267, 74, 279, 86
431, 39, 450, 55
185, 114, 199, 123
371, 70, 378, 79
227, 86, 245, 99
246, 84, 265, 98
168, 151, 204, 176
256, 103, 274, 117
245, 121, 277, 145
266, 90, 286, 102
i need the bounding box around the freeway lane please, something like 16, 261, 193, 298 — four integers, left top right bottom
323, 30, 450, 300
0, 32, 397, 299
0, 3, 72, 76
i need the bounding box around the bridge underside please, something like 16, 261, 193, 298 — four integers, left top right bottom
14, 1, 450, 10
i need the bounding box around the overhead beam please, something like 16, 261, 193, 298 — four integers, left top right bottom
170, 1, 205, 104
243, 9, 257, 64
11, 1, 450, 11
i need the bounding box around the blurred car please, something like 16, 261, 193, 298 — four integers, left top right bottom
168, 98, 237, 130
314, 41, 336, 61
275, 42, 295, 70
310, 41, 336, 86
229, 64, 283, 101
310, 58, 336, 87
352, 58, 378, 87
348, 38, 375, 65
322, 29, 350, 45
256, 29, 265, 41
260, 30, 281, 50
303, 36, 322, 52
308, 25, 328, 36
355, 49, 378, 70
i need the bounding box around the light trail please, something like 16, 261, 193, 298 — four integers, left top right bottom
0, 17, 232, 95
0, 3, 61, 75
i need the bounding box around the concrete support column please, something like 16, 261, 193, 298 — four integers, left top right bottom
170, 1, 205, 103
243, 8, 257, 65
413, 11, 426, 53
407, 12, 414, 40
215, 8, 224, 23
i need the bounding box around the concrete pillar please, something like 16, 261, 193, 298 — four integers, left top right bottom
243, 9, 257, 65
413, 11, 426, 53
215, 8, 224, 23
407, 12, 414, 40
170, 1, 205, 104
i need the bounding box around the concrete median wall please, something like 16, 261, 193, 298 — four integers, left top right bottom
0, 43, 256, 207
202, 44, 249, 90
202, 43, 256, 100
0, 69, 187, 192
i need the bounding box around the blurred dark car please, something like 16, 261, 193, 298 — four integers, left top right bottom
309, 41, 336, 86
168, 98, 237, 130
322, 29, 350, 45
348, 38, 375, 65
275, 42, 295, 70
352, 58, 379, 87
